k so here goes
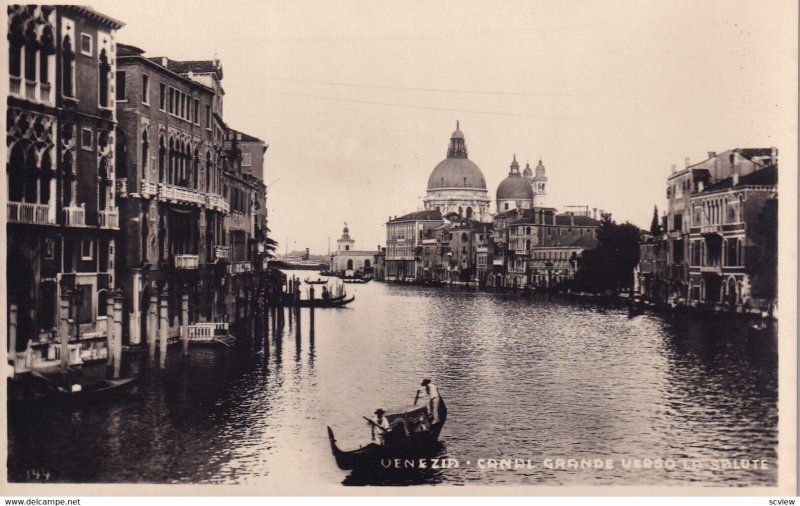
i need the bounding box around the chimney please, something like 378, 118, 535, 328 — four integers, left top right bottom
161, 57, 168, 67
684, 157, 691, 168
707, 151, 717, 159
698, 181, 704, 192
570, 213, 575, 226
771, 146, 778, 165
593, 208, 597, 220
732, 172, 739, 186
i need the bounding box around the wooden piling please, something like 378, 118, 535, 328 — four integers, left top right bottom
181, 288, 190, 354
159, 292, 169, 369
8, 299, 18, 372
106, 293, 115, 373
148, 292, 158, 361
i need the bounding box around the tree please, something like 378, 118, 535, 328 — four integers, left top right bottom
572, 213, 641, 293
650, 206, 662, 237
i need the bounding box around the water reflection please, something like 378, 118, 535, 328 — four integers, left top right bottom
7, 271, 778, 486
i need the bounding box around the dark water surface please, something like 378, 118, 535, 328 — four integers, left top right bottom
7, 272, 778, 487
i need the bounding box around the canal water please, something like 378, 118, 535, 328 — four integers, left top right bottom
7, 270, 778, 487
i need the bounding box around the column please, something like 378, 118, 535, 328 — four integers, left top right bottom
59, 290, 72, 370
106, 292, 115, 368
130, 269, 142, 345
112, 290, 124, 379
181, 287, 189, 354
159, 291, 168, 368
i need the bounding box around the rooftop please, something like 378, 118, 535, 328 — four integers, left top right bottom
388, 210, 444, 223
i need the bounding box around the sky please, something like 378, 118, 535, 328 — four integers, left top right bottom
96, 0, 797, 255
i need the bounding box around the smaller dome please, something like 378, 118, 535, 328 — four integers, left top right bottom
451, 128, 464, 140
523, 162, 533, 179
497, 173, 534, 201
536, 159, 546, 174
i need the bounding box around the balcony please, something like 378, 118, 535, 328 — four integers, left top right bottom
700, 224, 720, 234
140, 180, 158, 198
214, 245, 230, 262
700, 264, 722, 274
159, 183, 207, 207
175, 254, 200, 269
99, 209, 119, 229
25, 80, 37, 100
7, 202, 54, 225
227, 261, 253, 275
10, 76, 21, 96
62, 205, 86, 226
207, 193, 230, 214
40, 82, 51, 103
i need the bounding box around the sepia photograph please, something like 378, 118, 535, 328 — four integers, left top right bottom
1, 0, 796, 499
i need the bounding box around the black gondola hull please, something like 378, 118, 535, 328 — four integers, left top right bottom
328, 397, 448, 470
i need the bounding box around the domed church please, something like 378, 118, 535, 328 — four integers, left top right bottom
496, 154, 534, 212
423, 123, 492, 222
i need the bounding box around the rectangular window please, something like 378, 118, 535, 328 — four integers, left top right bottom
206, 105, 211, 128
81, 128, 93, 150
159, 83, 166, 110
76, 284, 93, 324
115, 71, 126, 101
80, 33, 93, 56
142, 74, 150, 104
242, 153, 252, 167
168, 87, 174, 114
193, 99, 199, 124
81, 238, 94, 260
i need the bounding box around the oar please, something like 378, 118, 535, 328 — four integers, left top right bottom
362, 416, 388, 432
413, 389, 420, 406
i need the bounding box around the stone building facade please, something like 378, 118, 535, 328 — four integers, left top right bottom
7, 5, 124, 370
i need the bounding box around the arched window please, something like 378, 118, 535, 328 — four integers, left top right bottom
40, 150, 52, 203
98, 49, 111, 107
62, 35, 75, 97
364, 259, 371, 268
346, 259, 353, 269
98, 158, 110, 210
8, 143, 26, 202
141, 131, 149, 180
116, 129, 127, 178
193, 148, 200, 189
168, 138, 174, 184
158, 137, 166, 182
466, 206, 473, 219
24, 146, 37, 203
206, 151, 212, 192
458, 206, 463, 216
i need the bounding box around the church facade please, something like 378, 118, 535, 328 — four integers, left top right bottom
329, 224, 377, 275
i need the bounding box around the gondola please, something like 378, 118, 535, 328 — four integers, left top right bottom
8, 374, 140, 405
304, 278, 328, 284
341, 277, 371, 284
282, 294, 355, 308
327, 396, 447, 470
319, 270, 340, 277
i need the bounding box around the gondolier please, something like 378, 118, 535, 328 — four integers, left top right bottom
421, 379, 441, 424
369, 408, 391, 445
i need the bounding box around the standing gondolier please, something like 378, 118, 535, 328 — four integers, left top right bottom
421, 379, 441, 424
369, 408, 391, 445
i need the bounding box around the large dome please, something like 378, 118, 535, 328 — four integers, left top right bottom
428, 158, 487, 190
427, 123, 487, 191
497, 173, 533, 200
